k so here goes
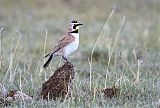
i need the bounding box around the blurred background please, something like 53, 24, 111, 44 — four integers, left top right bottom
0, 0, 160, 70
0, 0, 160, 107
0, 0, 159, 53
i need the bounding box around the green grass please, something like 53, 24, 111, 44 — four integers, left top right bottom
0, 0, 160, 107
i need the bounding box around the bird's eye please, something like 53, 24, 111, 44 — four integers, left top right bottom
73, 25, 76, 29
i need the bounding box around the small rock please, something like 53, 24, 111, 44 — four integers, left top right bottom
7, 90, 32, 101
98, 86, 119, 98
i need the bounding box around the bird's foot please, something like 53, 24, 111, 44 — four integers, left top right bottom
62, 56, 70, 63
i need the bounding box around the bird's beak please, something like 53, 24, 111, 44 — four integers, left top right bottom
76, 23, 83, 26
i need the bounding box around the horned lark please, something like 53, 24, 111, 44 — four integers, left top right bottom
43, 20, 83, 68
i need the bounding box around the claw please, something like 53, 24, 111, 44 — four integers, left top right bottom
62, 56, 70, 63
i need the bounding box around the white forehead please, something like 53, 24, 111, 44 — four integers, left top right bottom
70, 22, 78, 25
69, 23, 78, 28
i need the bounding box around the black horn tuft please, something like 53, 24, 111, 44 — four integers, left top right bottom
71, 20, 78, 23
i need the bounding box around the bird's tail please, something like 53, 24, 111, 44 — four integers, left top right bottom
43, 54, 54, 69
44, 53, 51, 58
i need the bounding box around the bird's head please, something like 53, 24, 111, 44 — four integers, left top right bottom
69, 20, 83, 33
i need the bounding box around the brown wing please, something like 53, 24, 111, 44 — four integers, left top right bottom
44, 34, 75, 58
51, 34, 75, 54
43, 34, 75, 68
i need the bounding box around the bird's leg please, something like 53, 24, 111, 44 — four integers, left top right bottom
62, 56, 69, 63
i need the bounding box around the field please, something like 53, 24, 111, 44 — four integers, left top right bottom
0, 0, 160, 107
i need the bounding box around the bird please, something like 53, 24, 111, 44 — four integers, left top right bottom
43, 20, 83, 69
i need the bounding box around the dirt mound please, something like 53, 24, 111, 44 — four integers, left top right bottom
41, 62, 75, 101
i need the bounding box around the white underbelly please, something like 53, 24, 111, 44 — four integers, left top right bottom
63, 40, 79, 57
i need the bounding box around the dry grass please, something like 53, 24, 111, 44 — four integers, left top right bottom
0, 0, 160, 107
